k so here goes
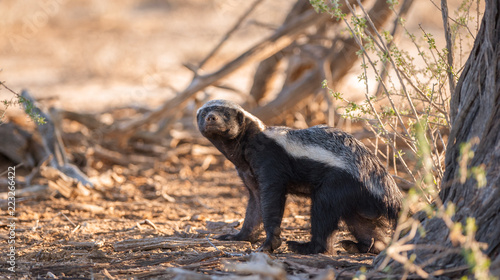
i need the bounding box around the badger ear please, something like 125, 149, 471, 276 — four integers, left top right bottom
237, 111, 245, 126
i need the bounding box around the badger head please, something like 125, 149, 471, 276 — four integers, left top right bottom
197, 99, 265, 140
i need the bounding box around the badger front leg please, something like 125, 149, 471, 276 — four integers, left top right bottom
257, 183, 286, 253
217, 189, 262, 242
218, 169, 262, 242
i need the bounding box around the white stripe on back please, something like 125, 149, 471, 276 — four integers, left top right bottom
263, 130, 346, 170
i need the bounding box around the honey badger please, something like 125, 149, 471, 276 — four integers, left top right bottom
197, 99, 403, 254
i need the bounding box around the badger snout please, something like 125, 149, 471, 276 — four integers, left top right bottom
205, 112, 219, 125
200, 111, 226, 135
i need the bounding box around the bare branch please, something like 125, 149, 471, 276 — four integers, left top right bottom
109, 9, 329, 140
198, 0, 265, 69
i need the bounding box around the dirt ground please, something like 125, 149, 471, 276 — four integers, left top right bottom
0, 0, 478, 279
0, 113, 378, 279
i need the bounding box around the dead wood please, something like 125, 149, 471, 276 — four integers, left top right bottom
40, 165, 92, 198
101, 268, 117, 280
21, 90, 93, 188
197, 0, 266, 70
113, 237, 251, 252
252, 0, 398, 123
248, 52, 285, 105
64, 0, 413, 147
92, 144, 157, 166
224, 253, 286, 280
0, 184, 47, 200
246, 0, 312, 105
57, 109, 104, 130
107, 8, 330, 142
66, 242, 98, 249
175, 251, 224, 266
0, 123, 38, 168
30, 263, 107, 277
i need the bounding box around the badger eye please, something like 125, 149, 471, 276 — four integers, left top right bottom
223, 112, 230, 119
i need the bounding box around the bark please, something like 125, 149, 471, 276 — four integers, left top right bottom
378, 0, 499, 276
438, 0, 500, 271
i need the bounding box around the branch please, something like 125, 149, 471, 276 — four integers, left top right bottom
252, 0, 393, 123
198, 0, 265, 69
108, 9, 328, 139
440, 0, 456, 95
374, 0, 415, 96
21, 90, 93, 187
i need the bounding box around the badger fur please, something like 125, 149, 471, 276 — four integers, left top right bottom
197, 99, 403, 254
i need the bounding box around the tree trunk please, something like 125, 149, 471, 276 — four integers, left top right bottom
379, 0, 499, 276
438, 0, 500, 271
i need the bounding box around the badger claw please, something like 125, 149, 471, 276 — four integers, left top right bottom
287, 241, 327, 255
257, 237, 282, 253
217, 233, 245, 241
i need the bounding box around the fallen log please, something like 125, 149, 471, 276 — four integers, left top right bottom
20, 90, 93, 188
113, 237, 251, 252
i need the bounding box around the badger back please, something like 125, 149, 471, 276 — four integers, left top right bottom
263, 126, 402, 216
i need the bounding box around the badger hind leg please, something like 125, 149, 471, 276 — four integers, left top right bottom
342, 212, 392, 254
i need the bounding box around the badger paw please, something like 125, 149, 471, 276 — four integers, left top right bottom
287, 241, 327, 254
339, 240, 361, 253
216, 233, 246, 241
339, 240, 384, 254
257, 237, 282, 253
